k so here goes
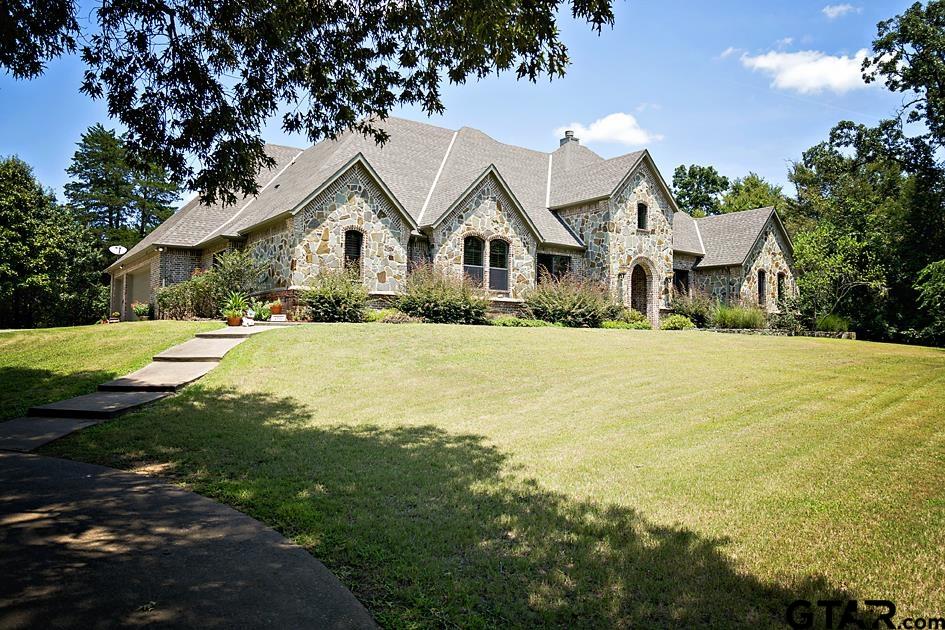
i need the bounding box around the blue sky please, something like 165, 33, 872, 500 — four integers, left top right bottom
0, 0, 913, 202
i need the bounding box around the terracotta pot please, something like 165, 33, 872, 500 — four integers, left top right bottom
270, 302, 283, 315
227, 316, 242, 327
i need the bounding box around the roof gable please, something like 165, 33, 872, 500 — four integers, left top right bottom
694, 206, 783, 268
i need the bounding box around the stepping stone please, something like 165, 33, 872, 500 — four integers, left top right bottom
98, 361, 219, 392
153, 337, 245, 362
27, 390, 169, 420
196, 325, 281, 339
0, 417, 99, 452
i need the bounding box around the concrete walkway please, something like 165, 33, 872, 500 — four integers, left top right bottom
0, 451, 375, 628
0, 323, 376, 628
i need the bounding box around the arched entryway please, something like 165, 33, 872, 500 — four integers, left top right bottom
630, 264, 648, 315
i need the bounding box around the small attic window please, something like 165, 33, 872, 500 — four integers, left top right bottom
637, 203, 648, 230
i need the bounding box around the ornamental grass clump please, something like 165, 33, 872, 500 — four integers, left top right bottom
711, 303, 767, 329
670, 290, 714, 328
525, 273, 611, 328
396, 265, 489, 324
298, 269, 368, 322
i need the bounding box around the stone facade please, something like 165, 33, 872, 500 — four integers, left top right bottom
556, 164, 675, 324
432, 173, 538, 299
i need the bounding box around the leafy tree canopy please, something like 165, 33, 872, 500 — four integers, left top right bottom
719, 173, 787, 216
671, 164, 730, 217
1, 0, 616, 205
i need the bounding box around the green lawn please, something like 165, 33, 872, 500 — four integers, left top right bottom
44, 325, 945, 627
0, 321, 220, 420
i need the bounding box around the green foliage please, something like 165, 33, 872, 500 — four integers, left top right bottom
660, 314, 695, 330
220, 291, 249, 319
525, 273, 612, 328
0, 156, 106, 328
720, 173, 787, 214
65, 123, 179, 250
364, 308, 398, 322
670, 290, 714, 328
915, 260, 945, 343
711, 304, 767, 330
249, 298, 271, 321
769, 297, 808, 334
490, 316, 559, 327
816, 313, 850, 333
606, 306, 649, 324
1, 0, 617, 206
131, 302, 150, 317
156, 282, 192, 320
397, 265, 488, 325
601, 319, 651, 330
672, 164, 730, 217
155, 251, 264, 320
212, 249, 264, 295
299, 269, 368, 323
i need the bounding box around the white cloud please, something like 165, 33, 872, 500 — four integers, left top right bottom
776, 37, 794, 48
739, 48, 869, 94
719, 46, 741, 59
822, 4, 860, 19
555, 112, 662, 146
635, 102, 661, 113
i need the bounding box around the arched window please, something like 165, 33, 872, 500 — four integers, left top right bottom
631, 265, 648, 315
344, 230, 363, 276
463, 236, 484, 286
758, 269, 767, 306
777, 272, 786, 303
637, 203, 648, 230
489, 240, 509, 291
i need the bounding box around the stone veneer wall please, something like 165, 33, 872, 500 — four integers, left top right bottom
432, 174, 538, 299
556, 163, 674, 324
692, 266, 740, 303
740, 220, 796, 312
245, 163, 410, 293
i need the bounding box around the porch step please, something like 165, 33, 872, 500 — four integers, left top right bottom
27, 391, 169, 420
153, 337, 245, 362
98, 361, 219, 392
0, 417, 100, 452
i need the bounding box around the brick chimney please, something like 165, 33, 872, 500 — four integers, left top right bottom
559, 130, 579, 146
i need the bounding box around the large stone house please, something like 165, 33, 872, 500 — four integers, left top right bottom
107, 117, 796, 325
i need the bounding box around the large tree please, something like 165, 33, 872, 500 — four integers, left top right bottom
671, 164, 730, 217
719, 173, 788, 217
65, 124, 179, 248
1, 0, 617, 205
0, 156, 106, 328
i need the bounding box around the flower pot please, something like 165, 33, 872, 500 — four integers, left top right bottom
270, 302, 283, 315
227, 316, 242, 327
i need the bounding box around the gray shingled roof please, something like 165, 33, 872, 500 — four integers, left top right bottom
694, 206, 775, 267
107, 144, 301, 271
110, 117, 684, 265
671, 211, 705, 255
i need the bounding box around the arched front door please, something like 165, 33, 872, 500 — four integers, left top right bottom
630, 265, 648, 315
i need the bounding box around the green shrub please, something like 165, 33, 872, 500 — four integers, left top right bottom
299, 269, 368, 322
816, 313, 850, 332
249, 299, 271, 321
525, 273, 611, 328
379, 310, 423, 324
213, 249, 265, 294
220, 291, 249, 319
365, 308, 399, 322
601, 319, 651, 330
671, 290, 714, 327
187, 269, 222, 318
661, 314, 695, 330
490, 316, 559, 327
396, 265, 489, 324
156, 282, 193, 319
606, 306, 649, 324
711, 304, 767, 329
769, 296, 808, 333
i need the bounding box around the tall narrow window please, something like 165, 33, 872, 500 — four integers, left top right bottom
489, 240, 509, 291
344, 230, 363, 276
537, 253, 571, 283
758, 269, 766, 306
463, 236, 484, 286
637, 203, 648, 230
673, 269, 690, 296
777, 272, 786, 303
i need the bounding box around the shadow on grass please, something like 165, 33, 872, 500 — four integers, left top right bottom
46, 386, 852, 628
0, 367, 116, 421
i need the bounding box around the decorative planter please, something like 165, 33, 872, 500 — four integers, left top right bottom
270, 302, 283, 315
226, 316, 243, 327
137, 315, 150, 321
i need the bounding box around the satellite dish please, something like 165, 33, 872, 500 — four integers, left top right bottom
108, 245, 128, 256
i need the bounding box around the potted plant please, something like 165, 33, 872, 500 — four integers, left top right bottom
250, 299, 272, 321
221, 291, 249, 326
131, 302, 151, 321
269, 299, 283, 315
109, 311, 121, 323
